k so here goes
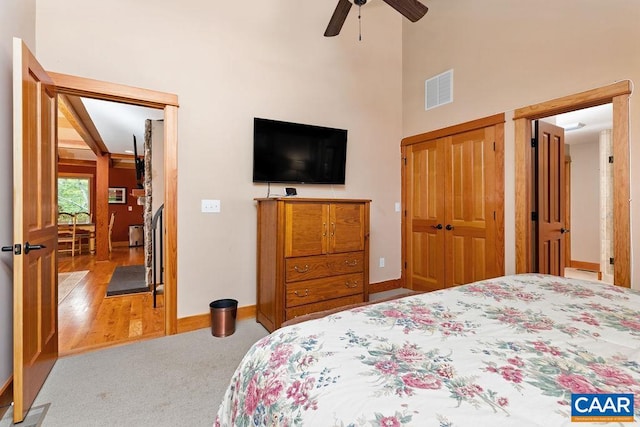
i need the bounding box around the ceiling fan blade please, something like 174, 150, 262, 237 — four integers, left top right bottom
324, 0, 353, 37
382, 0, 428, 22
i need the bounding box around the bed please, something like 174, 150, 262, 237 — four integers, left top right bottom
215, 274, 640, 426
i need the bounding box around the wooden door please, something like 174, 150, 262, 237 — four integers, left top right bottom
329, 203, 365, 253
444, 127, 498, 287
535, 121, 566, 276
404, 139, 446, 291
284, 202, 328, 257
12, 38, 59, 423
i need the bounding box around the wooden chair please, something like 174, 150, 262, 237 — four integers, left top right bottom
74, 211, 92, 254
108, 212, 115, 252
58, 212, 80, 256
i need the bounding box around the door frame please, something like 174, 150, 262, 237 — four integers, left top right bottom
514, 81, 631, 287
49, 72, 179, 333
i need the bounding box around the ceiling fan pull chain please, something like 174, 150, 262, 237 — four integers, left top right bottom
358, 5, 362, 41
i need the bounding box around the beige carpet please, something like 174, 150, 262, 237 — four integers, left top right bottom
0, 320, 270, 426
58, 270, 89, 304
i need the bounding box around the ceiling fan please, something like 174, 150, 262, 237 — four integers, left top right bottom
324, 0, 428, 37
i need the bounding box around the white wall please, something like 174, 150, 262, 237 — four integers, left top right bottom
0, 0, 36, 394
36, 0, 404, 316
570, 141, 600, 263
403, 0, 640, 288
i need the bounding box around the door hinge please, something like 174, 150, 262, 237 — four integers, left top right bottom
609, 156, 614, 164
531, 212, 538, 221
404, 210, 407, 217
493, 211, 496, 220
493, 141, 496, 151
531, 138, 537, 148
404, 261, 407, 269
403, 157, 407, 165
610, 257, 614, 265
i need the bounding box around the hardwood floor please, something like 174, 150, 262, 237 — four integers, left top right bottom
58, 246, 165, 356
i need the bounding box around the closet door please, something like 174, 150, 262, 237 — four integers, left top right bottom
405, 139, 446, 292
444, 127, 498, 287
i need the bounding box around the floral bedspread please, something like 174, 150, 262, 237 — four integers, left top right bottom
215, 274, 640, 426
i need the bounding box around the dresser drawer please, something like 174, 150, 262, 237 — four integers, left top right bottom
285, 273, 364, 308
285, 294, 364, 320
285, 252, 364, 282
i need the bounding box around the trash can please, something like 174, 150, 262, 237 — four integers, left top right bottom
210, 299, 238, 337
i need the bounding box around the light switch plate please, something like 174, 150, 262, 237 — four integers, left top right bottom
201, 199, 221, 213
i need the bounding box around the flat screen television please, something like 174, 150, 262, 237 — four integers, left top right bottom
253, 118, 347, 184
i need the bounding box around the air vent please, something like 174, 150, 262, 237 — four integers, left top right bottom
425, 69, 453, 110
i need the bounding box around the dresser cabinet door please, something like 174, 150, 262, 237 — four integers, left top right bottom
284, 202, 329, 257
329, 203, 365, 253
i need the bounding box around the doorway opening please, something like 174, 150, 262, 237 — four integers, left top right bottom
51, 71, 179, 350
514, 81, 631, 287
57, 100, 166, 354
532, 104, 613, 283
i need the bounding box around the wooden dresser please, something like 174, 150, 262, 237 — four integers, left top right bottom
255, 198, 370, 332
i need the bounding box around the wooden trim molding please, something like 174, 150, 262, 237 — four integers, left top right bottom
513, 81, 631, 120
0, 376, 12, 419
49, 72, 179, 109
177, 305, 257, 334
570, 260, 600, 272
514, 82, 631, 287
401, 113, 505, 146
369, 279, 402, 294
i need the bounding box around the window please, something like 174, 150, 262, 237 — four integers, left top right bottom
58, 176, 91, 214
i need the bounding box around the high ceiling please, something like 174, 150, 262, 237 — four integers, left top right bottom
57, 95, 163, 166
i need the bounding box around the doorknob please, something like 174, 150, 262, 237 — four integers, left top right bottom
431, 224, 443, 230
445, 224, 454, 231
24, 242, 46, 254
560, 228, 570, 234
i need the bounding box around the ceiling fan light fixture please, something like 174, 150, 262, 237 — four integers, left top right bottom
561, 122, 586, 131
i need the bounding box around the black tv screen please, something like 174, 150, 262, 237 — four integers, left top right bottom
253, 118, 347, 184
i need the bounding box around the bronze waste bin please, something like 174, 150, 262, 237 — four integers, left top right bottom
210, 299, 238, 337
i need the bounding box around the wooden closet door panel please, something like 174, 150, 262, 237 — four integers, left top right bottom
445, 128, 497, 287
284, 202, 328, 257
406, 140, 445, 291
536, 121, 566, 277
330, 203, 365, 253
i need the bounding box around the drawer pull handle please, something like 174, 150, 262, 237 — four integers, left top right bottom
345, 280, 359, 288
294, 289, 309, 297
294, 264, 310, 273
344, 259, 358, 266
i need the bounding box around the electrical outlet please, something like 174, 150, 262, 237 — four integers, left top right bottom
395, 202, 401, 212
201, 199, 221, 213
379, 257, 385, 268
